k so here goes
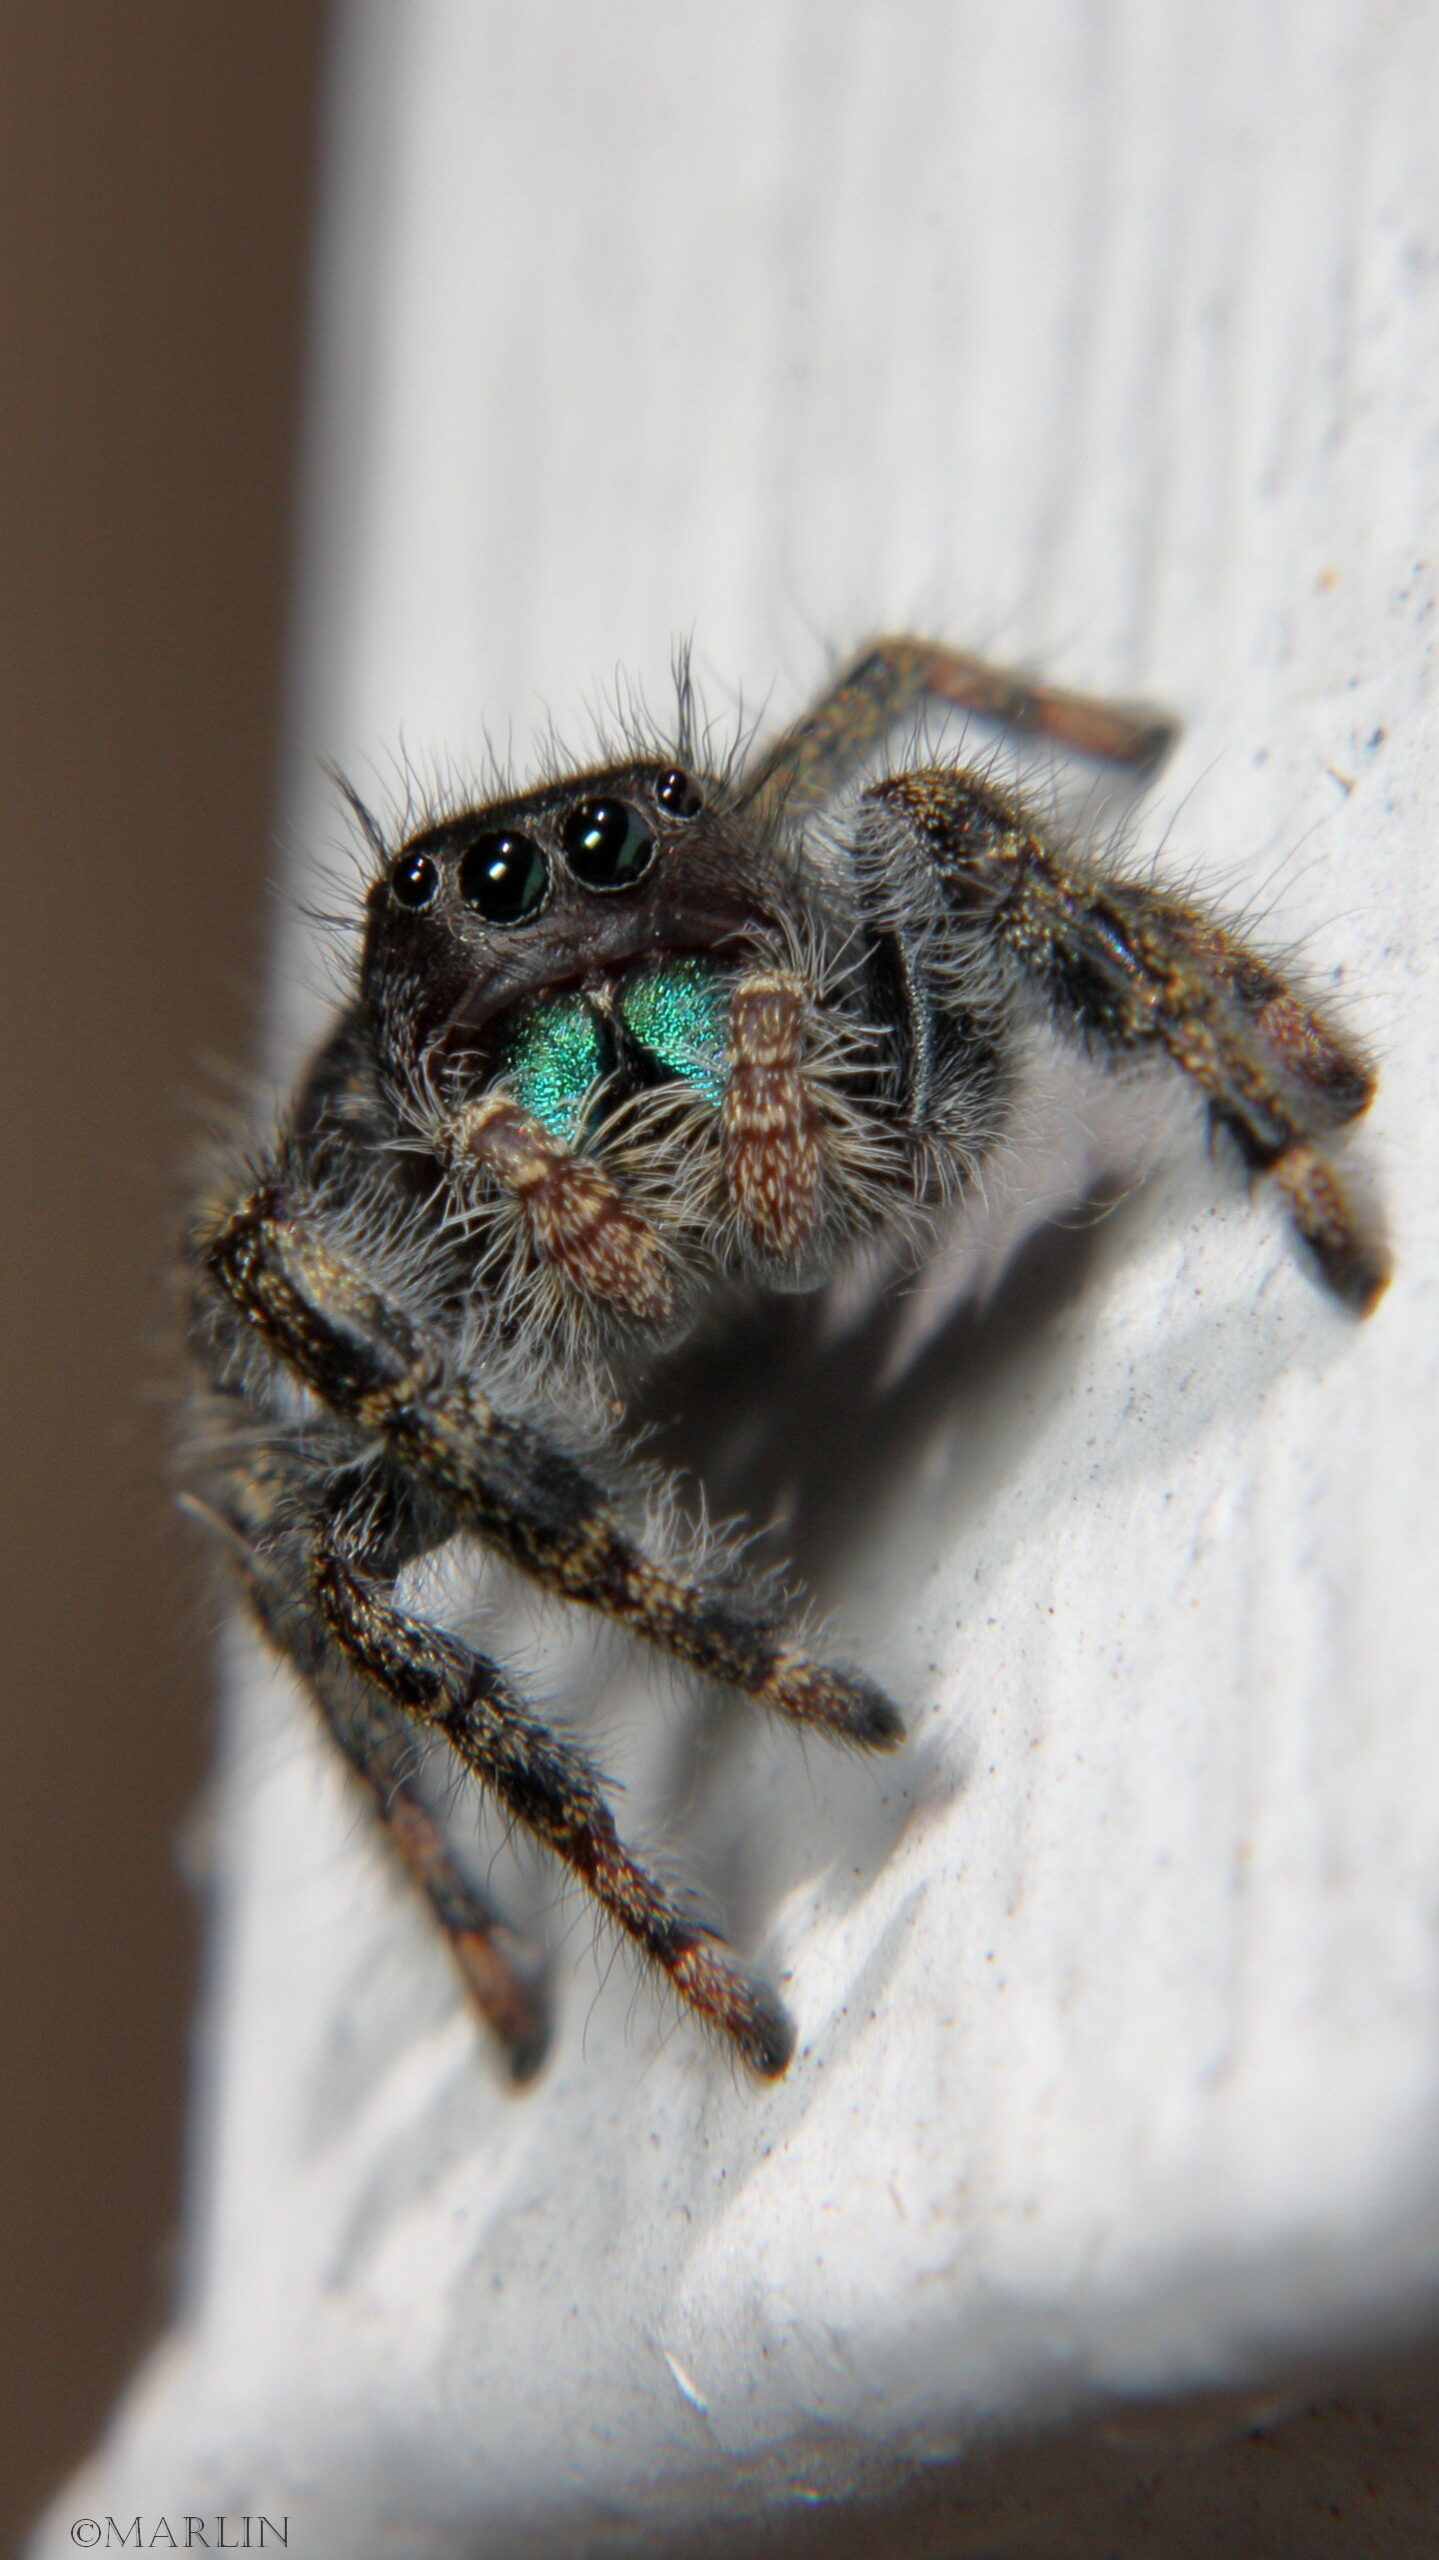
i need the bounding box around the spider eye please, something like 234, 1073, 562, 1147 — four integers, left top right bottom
457, 830, 549, 924
562, 799, 656, 892
391, 851, 440, 910
655, 768, 702, 819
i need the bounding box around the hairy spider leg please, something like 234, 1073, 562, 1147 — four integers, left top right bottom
743, 636, 1179, 823
194, 1433, 549, 2076
213, 1430, 791, 2074
198, 1185, 903, 1747
862, 770, 1387, 1311
306, 1662, 548, 2076
377, 1764, 549, 2074
310, 1540, 795, 2075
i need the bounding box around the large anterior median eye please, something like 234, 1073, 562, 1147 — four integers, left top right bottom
458, 830, 549, 923
561, 799, 655, 891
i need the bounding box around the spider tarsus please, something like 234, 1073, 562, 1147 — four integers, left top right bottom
673, 1938, 796, 2077
1271, 1142, 1389, 1315
763, 1654, 906, 1751
743, 1991, 797, 2081
1124, 715, 1181, 781
452, 1929, 550, 2084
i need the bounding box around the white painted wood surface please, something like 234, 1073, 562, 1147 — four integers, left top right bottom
40, 2, 1439, 2550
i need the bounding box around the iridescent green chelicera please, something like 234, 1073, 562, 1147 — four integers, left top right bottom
493, 992, 607, 1140
493, 957, 732, 1138
618, 958, 730, 1105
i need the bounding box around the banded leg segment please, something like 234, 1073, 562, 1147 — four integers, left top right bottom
744, 636, 1178, 825
199, 1187, 903, 1744
214, 1449, 551, 2078
864, 769, 1386, 1310
312, 1541, 795, 2074
321, 1684, 547, 2078
383, 1380, 903, 1747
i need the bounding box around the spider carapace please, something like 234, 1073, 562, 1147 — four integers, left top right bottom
186, 639, 1384, 2081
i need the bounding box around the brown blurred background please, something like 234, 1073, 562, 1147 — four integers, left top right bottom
0, 8, 328, 2539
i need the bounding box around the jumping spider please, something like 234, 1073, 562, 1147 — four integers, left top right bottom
185, 638, 1385, 2082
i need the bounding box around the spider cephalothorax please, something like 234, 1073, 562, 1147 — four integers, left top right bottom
186, 638, 1384, 2081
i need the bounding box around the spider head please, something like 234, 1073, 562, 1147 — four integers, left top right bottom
360, 761, 790, 1107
